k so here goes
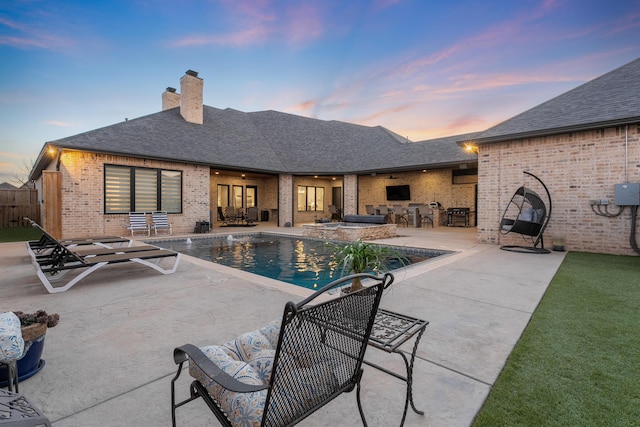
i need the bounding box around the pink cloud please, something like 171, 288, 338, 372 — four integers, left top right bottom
0, 16, 75, 50
45, 120, 72, 128
372, 0, 402, 11
445, 114, 489, 133
169, 0, 327, 48
289, 100, 317, 115
350, 104, 411, 126
284, 3, 325, 45
608, 12, 640, 35
170, 27, 271, 47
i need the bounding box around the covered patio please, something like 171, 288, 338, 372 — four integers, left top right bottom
0, 225, 565, 426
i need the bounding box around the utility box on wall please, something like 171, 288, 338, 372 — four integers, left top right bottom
615, 183, 640, 206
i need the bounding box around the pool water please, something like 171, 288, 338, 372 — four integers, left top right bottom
154, 233, 444, 290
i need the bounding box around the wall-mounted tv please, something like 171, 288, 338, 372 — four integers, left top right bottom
386, 184, 411, 201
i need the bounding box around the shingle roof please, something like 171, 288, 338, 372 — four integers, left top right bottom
474, 57, 640, 143
37, 106, 477, 176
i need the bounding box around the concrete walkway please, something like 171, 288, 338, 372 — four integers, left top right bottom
0, 225, 566, 426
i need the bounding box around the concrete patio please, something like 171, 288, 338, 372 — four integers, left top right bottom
0, 225, 566, 426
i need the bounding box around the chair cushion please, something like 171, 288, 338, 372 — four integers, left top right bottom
190, 345, 267, 427
190, 317, 346, 426
0, 312, 24, 362
189, 319, 280, 426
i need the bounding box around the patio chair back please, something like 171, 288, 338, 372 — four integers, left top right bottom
151, 211, 172, 235
245, 207, 259, 223
127, 212, 150, 236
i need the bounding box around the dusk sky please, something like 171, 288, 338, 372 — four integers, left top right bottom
1, 0, 640, 184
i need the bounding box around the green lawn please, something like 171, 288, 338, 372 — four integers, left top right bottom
474, 252, 640, 426
0, 226, 41, 243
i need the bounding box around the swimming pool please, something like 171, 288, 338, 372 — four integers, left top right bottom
153, 233, 449, 290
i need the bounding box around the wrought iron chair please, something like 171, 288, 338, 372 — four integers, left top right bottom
171, 272, 394, 426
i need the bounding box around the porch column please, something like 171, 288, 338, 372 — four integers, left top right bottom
278, 174, 293, 226
342, 174, 358, 216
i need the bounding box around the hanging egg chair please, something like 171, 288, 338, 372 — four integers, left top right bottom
499, 171, 552, 254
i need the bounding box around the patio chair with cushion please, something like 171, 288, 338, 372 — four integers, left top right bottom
151, 211, 172, 235
245, 207, 259, 224
171, 272, 394, 427
224, 207, 239, 223
0, 311, 24, 392
217, 207, 228, 225
329, 204, 342, 221
500, 171, 552, 253
392, 205, 409, 227
127, 212, 150, 237
24, 219, 181, 293
378, 205, 393, 223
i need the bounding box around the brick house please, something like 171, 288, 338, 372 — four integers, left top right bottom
29, 58, 640, 255
473, 57, 640, 255
28, 70, 479, 239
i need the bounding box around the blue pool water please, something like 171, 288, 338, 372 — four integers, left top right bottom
153, 233, 447, 290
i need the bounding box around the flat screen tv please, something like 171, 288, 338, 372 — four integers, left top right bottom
386, 184, 411, 201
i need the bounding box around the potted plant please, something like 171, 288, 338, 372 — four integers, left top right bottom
0, 310, 59, 386
330, 239, 407, 293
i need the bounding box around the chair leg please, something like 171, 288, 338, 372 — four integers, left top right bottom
355, 371, 368, 427
1, 360, 19, 393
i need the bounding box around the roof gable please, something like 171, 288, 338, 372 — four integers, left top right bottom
476, 57, 640, 143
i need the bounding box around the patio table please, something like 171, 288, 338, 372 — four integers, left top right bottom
364, 308, 429, 426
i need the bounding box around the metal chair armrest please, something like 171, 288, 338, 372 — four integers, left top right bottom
174, 344, 268, 393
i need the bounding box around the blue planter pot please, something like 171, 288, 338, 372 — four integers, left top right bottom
0, 334, 46, 387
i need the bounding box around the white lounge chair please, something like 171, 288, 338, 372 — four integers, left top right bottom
25, 220, 180, 293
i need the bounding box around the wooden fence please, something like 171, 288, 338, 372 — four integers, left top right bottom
0, 189, 40, 228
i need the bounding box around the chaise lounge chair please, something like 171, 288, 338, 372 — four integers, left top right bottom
24, 220, 180, 293
171, 272, 393, 426
24, 218, 133, 254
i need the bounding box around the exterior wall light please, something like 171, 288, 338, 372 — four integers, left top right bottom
464, 143, 479, 154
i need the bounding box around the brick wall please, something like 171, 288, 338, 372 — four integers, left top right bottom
477, 125, 640, 255
357, 169, 477, 222
56, 151, 209, 238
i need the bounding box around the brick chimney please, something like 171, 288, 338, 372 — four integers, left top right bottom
180, 70, 203, 124
162, 87, 180, 110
